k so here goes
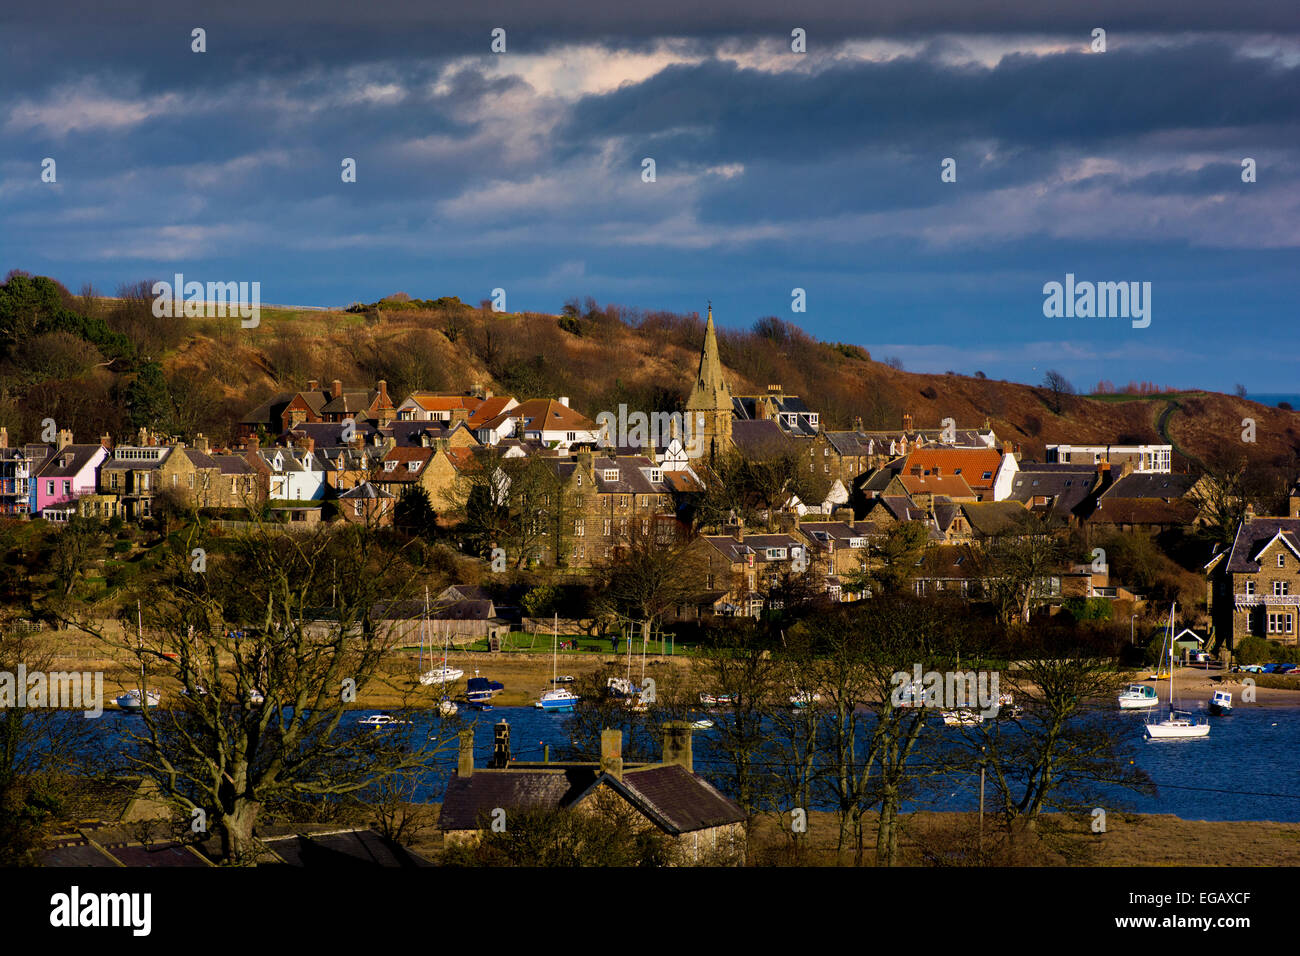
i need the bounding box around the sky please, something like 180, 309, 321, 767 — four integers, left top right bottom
2, 1, 1298, 393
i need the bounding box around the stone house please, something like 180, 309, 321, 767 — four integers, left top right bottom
439, 722, 745, 864
1205, 514, 1300, 649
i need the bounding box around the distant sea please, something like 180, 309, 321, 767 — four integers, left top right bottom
1248, 393, 1300, 409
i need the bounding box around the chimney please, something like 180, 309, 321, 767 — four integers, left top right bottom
1002, 441, 1012, 455
902, 412, 914, 432
600, 728, 623, 781
378, 379, 390, 405
484, 388, 494, 400
457, 729, 474, 777
0, 426, 7, 449
449, 407, 470, 426
661, 722, 694, 773
332, 379, 343, 399
733, 517, 744, 542
558, 396, 569, 408
247, 435, 260, 451
307, 379, 319, 391
57, 428, 73, 450
491, 720, 511, 768
195, 433, 210, 455
853, 416, 863, 431
138, 427, 148, 447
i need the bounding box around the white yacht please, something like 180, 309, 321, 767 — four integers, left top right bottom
1144, 604, 1210, 740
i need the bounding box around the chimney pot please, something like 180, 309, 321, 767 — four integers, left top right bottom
457, 729, 474, 777
662, 721, 694, 773
600, 728, 623, 781
308, 379, 319, 391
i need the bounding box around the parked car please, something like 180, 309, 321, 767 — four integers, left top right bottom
1236, 664, 1265, 673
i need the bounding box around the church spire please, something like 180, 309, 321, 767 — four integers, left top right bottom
690, 303, 731, 408
687, 302, 733, 460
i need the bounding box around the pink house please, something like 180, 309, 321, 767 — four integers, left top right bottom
34, 438, 109, 516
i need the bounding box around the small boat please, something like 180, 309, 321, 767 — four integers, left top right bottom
551, 675, 576, 684
358, 712, 410, 727
115, 689, 161, 710
607, 677, 637, 697
535, 688, 580, 712
689, 719, 714, 730
1144, 604, 1210, 740
1209, 690, 1233, 716
419, 666, 464, 686
536, 615, 580, 712
941, 708, 984, 726
623, 694, 649, 713
417, 588, 464, 686
789, 691, 820, 708
699, 692, 735, 707
466, 677, 504, 708
1118, 683, 1160, 709
246, 688, 265, 706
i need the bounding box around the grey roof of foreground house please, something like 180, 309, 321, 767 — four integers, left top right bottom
438, 764, 744, 835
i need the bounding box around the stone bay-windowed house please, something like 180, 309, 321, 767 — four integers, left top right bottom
1205, 514, 1300, 649
440, 722, 745, 864
693, 524, 810, 617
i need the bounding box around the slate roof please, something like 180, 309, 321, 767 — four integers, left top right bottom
439, 765, 744, 835
1006, 468, 1098, 517
183, 448, 219, 469
439, 768, 599, 830
278, 421, 381, 448
702, 532, 804, 564
1102, 473, 1198, 499
339, 480, 394, 499
960, 500, 1033, 537
1225, 519, 1300, 572
33, 444, 103, 478
730, 419, 789, 457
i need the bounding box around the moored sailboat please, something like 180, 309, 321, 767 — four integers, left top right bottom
1144, 604, 1209, 739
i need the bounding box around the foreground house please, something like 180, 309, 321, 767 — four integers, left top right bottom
440, 722, 745, 864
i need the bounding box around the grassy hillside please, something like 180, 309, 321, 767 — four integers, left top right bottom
3, 276, 1297, 484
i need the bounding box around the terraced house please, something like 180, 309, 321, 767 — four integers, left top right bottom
1206, 513, 1300, 649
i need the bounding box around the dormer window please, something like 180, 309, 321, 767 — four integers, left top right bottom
649, 469, 662, 483
384, 461, 397, 472
602, 468, 619, 482
407, 461, 419, 472
765, 547, 788, 560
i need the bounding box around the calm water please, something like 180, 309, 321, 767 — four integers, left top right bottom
52, 702, 1300, 822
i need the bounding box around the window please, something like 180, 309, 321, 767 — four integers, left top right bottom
62, 480, 71, 496
230, 477, 238, 494
603, 469, 619, 481
1275, 581, 1289, 596
1279, 553, 1286, 568
765, 547, 788, 560
46, 480, 53, 495
603, 518, 611, 536
188, 474, 194, 488
1268, 612, 1293, 634
619, 495, 628, 509
1245, 580, 1255, 595
649, 469, 662, 483
407, 461, 419, 472
567, 432, 576, 443
354, 501, 363, 517
574, 518, 584, 537
384, 461, 397, 472
982, 471, 993, 480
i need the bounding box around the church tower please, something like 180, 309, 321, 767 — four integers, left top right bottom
686, 304, 733, 462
